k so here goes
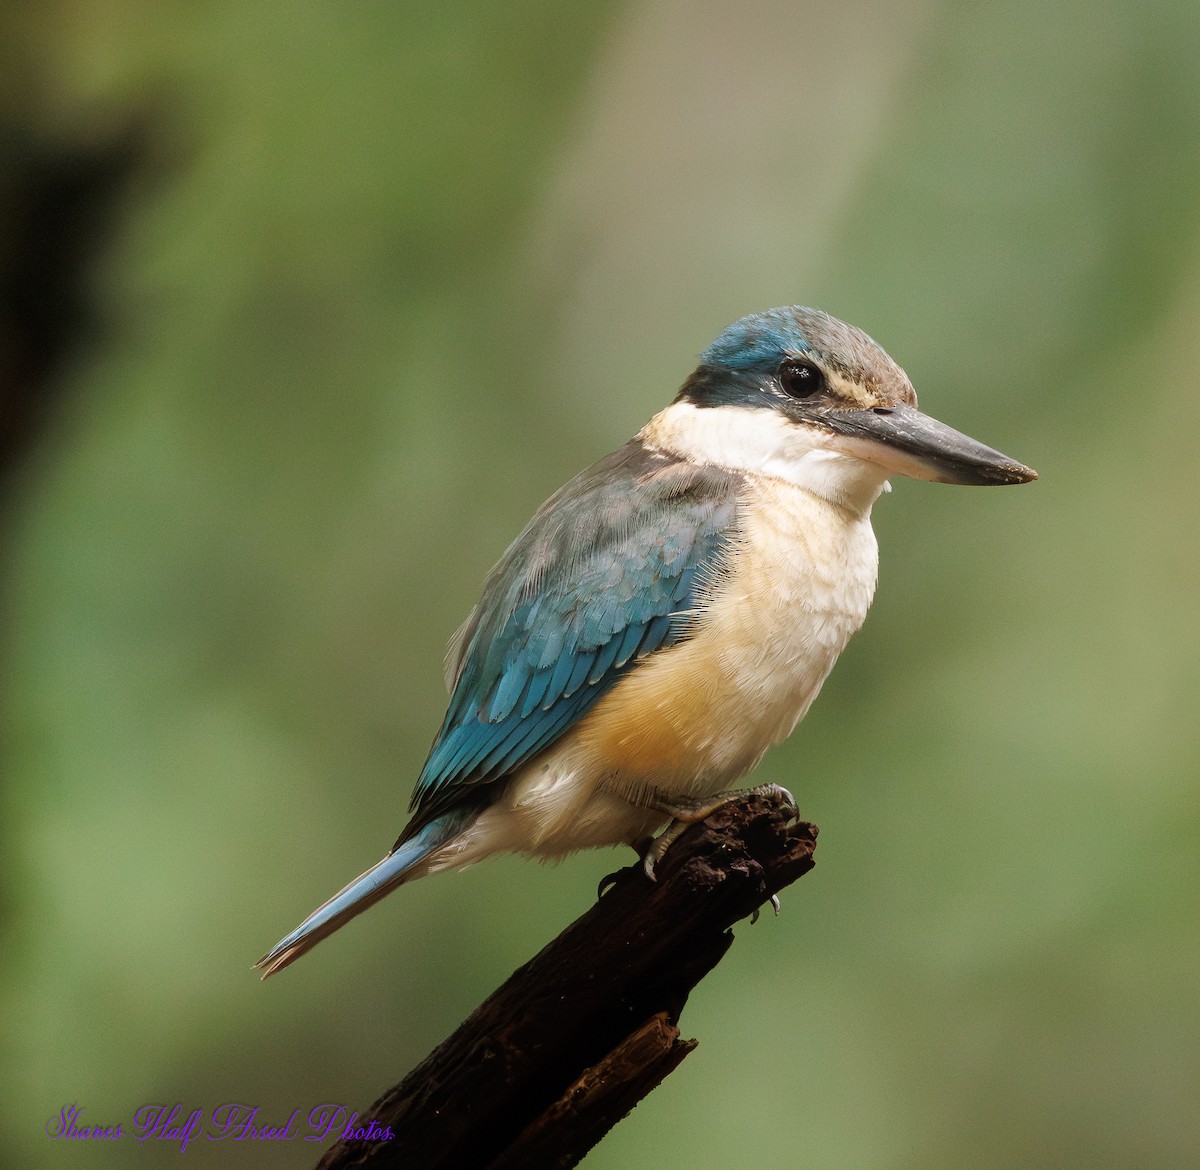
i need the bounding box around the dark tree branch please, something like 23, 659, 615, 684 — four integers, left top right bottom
316, 790, 817, 1170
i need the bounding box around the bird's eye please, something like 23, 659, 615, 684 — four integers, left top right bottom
778, 360, 826, 399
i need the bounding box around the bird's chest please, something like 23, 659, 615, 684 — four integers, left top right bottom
735, 478, 879, 651
695, 477, 879, 749
579, 477, 879, 794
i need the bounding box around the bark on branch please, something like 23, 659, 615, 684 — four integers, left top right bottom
316, 789, 817, 1170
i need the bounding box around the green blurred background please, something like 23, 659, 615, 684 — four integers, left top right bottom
3, 1, 1198, 1167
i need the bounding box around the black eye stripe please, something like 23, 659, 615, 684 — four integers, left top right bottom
778, 359, 826, 399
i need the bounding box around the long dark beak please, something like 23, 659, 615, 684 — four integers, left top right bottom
822, 403, 1037, 485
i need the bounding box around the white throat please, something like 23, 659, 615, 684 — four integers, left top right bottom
640, 401, 891, 514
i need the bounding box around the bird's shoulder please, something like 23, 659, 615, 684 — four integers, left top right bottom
444, 438, 746, 691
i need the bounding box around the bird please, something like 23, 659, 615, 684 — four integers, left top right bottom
256, 306, 1036, 977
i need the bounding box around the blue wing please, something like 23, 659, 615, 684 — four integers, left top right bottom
401, 439, 743, 839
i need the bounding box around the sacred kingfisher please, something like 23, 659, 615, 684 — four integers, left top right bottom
257, 306, 1036, 977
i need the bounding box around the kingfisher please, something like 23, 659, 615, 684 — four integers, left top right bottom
257, 306, 1036, 977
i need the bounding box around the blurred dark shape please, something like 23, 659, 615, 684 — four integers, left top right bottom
0, 119, 146, 483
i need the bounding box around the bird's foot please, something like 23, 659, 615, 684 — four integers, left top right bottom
746, 783, 798, 819
641, 783, 798, 881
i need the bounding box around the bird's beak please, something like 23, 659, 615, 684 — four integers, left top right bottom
822, 403, 1037, 486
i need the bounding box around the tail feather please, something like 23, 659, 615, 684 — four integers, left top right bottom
255, 814, 461, 978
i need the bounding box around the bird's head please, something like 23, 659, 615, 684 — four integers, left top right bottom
669, 307, 1036, 501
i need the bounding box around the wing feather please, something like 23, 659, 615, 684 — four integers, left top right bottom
402, 440, 743, 837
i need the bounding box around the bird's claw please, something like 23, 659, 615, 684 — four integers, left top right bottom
749, 893, 783, 925
596, 869, 622, 899
641, 820, 688, 881
640, 840, 666, 882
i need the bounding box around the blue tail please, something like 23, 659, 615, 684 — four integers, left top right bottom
255, 813, 465, 978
